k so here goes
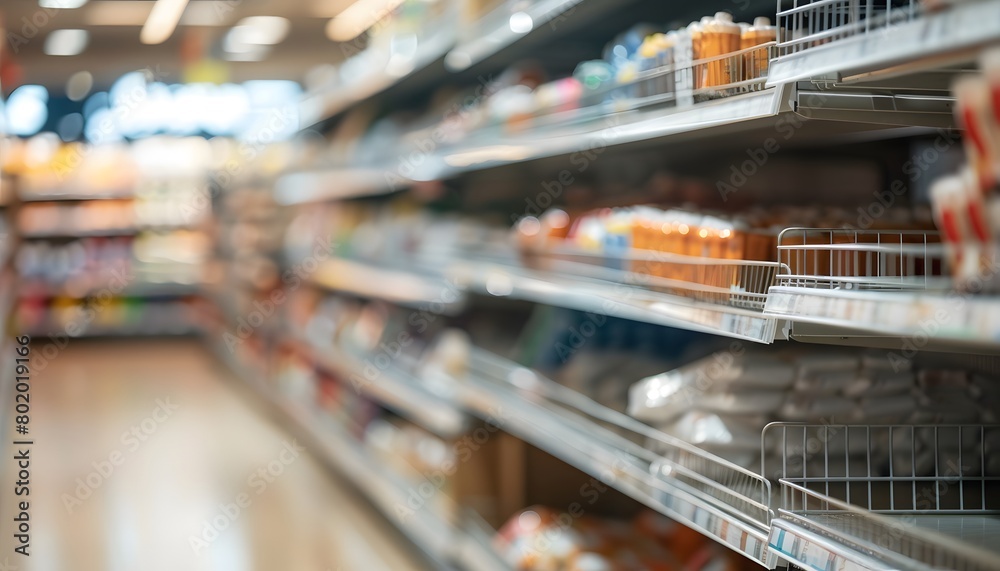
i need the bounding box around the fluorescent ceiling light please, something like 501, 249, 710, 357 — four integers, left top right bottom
40, 0, 88, 9
85, 1, 153, 26
180, 1, 235, 26
326, 0, 404, 42
140, 0, 189, 44
230, 16, 290, 45
44, 29, 90, 55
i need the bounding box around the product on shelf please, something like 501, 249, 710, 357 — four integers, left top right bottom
929, 47, 1000, 291
627, 346, 1000, 471
16, 231, 207, 292
741, 17, 776, 79
495, 506, 734, 571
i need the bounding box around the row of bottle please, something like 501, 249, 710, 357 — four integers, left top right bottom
611, 13, 777, 99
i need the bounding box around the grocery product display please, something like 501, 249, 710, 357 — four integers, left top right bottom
5, 0, 1000, 569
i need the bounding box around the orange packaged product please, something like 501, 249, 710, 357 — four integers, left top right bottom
741, 17, 777, 80
688, 18, 710, 89
702, 12, 742, 88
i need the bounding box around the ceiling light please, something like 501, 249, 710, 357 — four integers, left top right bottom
6, 86, 49, 136
40, 0, 88, 9
44, 29, 89, 56
66, 71, 94, 101
140, 0, 189, 44
85, 1, 153, 26
326, 0, 404, 43
229, 16, 290, 46
180, 1, 235, 26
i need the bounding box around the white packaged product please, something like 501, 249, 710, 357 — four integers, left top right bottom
852, 393, 917, 424
793, 370, 857, 394
843, 371, 916, 397
628, 369, 785, 422
779, 395, 855, 421
660, 412, 767, 452
627, 350, 794, 422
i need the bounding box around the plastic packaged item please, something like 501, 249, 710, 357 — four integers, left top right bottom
853, 393, 918, 423
701, 12, 741, 88
662, 411, 766, 451
843, 371, 916, 397
779, 394, 855, 421
793, 370, 857, 394
741, 17, 776, 80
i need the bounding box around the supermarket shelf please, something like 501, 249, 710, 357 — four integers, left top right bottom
277, 87, 791, 204
291, 329, 470, 439
767, 0, 1000, 86
298, 28, 457, 129
451, 259, 787, 344
279, 82, 954, 204
764, 286, 1000, 353
768, 486, 1000, 571
21, 224, 200, 239
445, 0, 587, 71
212, 341, 459, 570
20, 324, 201, 338
454, 512, 513, 571
418, 88, 789, 181
309, 257, 467, 313
274, 168, 396, 206
453, 348, 773, 566
19, 190, 134, 202
19, 281, 201, 300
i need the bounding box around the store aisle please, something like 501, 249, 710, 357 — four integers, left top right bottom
0, 338, 432, 571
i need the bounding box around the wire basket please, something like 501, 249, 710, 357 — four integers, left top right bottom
775, 0, 924, 57
775, 227, 949, 291
764, 423, 1000, 571
509, 244, 785, 310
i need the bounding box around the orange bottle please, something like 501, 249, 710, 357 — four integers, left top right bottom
741, 16, 777, 80
702, 12, 741, 88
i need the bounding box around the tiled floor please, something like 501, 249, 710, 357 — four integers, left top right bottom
0, 338, 433, 571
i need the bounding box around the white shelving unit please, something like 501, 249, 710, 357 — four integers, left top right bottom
229, 1, 1000, 569
292, 328, 470, 439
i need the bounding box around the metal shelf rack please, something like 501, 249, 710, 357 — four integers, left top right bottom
291, 327, 470, 439
453, 347, 775, 565
763, 228, 1000, 352
762, 423, 1000, 571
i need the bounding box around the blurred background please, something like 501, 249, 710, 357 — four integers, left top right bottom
2, 0, 1000, 570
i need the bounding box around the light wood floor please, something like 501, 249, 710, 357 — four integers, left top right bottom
0, 338, 434, 571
